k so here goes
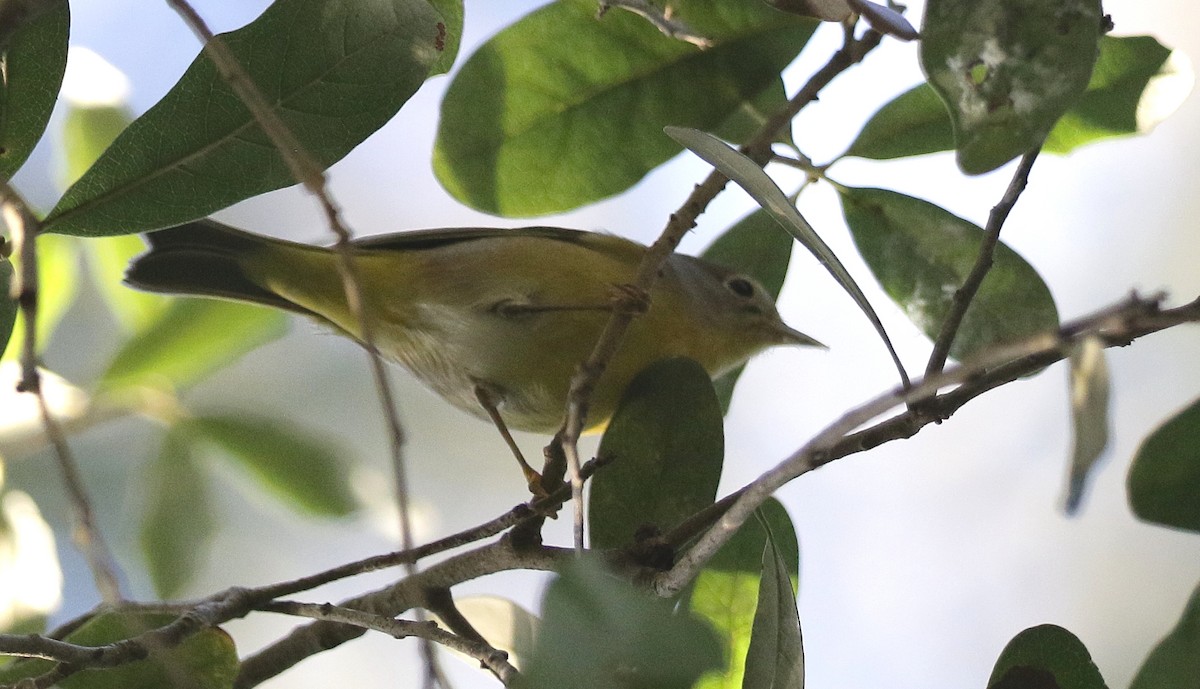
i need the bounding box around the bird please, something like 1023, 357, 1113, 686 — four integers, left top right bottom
126, 219, 822, 490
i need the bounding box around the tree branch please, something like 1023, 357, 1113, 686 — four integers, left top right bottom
0, 183, 124, 603
925, 148, 1042, 376
655, 291, 1200, 595
261, 601, 519, 685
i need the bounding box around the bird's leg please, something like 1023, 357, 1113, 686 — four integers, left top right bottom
474, 385, 549, 498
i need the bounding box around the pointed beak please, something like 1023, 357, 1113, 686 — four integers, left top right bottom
772, 322, 827, 349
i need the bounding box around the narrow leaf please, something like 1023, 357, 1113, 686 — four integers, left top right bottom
667, 126, 907, 385
0, 0, 68, 180
920, 0, 1103, 174
1128, 397, 1200, 533
522, 557, 723, 689
838, 186, 1059, 362
987, 624, 1107, 689
742, 522, 804, 689
0, 611, 238, 689
101, 298, 287, 391
44, 0, 443, 237
848, 36, 1187, 161
434, 0, 815, 216
188, 414, 357, 517
1063, 337, 1110, 514
703, 209, 794, 412
140, 426, 214, 599
687, 499, 799, 689
591, 358, 724, 550
846, 0, 918, 41
1130, 580, 1200, 689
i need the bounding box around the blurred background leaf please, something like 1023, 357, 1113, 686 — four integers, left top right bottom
186, 414, 357, 517
139, 426, 214, 599
522, 557, 723, 689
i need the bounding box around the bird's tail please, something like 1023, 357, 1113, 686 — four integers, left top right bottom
125, 219, 314, 316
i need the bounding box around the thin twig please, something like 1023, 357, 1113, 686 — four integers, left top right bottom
261, 601, 519, 685
0, 184, 124, 603
925, 148, 1042, 376
552, 23, 886, 552
654, 291, 1196, 595
597, 0, 713, 48
162, 1, 433, 681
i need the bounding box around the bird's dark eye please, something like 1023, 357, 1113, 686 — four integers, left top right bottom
726, 276, 756, 299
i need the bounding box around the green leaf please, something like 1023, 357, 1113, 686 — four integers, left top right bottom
987, 624, 1107, 689
188, 414, 357, 517
742, 519, 804, 689
838, 186, 1059, 362
0, 261, 15, 360
0, 611, 239, 689
920, 0, 1103, 174
522, 557, 724, 689
426, 0, 463, 76
0, 0, 68, 181
101, 297, 287, 391
687, 499, 799, 689
433, 0, 815, 216
844, 83, 955, 160
1063, 337, 1110, 514
667, 126, 906, 385
1130, 580, 1200, 689
703, 209, 795, 412
591, 358, 724, 550
1128, 397, 1200, 533
44, 0, 443, 237
847, 36, 1186, 161
140, 426, 214, 598
1044, 35, 1185, 153
0, 233, 80, 363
